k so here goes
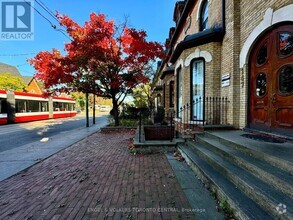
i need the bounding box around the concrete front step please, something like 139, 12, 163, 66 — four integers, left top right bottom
165, 152, 225, 220
186, 141, 292, 220
197, 136, 293, 197
205, 131, 293, 173
178, 145, 273, 220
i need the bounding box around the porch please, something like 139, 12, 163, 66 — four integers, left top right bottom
133, 98, 292, 219
179, 129, 293, 220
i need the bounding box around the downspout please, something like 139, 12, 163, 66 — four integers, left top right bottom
222, 0, 226, 32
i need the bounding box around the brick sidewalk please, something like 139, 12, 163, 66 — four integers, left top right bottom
0, 130, 193, 220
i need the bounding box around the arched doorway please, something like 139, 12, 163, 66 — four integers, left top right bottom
249, 23, 293, 136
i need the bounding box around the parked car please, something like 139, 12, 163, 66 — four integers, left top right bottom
99, 105, 111, 112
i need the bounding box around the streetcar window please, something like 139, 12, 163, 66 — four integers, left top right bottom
53, 102, 61, 111
53, 102, 73, 111
27, 100, 40, 112
69, 103, 75, 111
41, 102, 48, 112
64, 103, 69, 111
16, 100, 26, 113
0, 98, 7, 114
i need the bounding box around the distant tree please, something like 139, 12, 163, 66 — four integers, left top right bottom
96, 97, 112, 106
132, 84, 153, 109
29, 13, 164, 126
0, 73, 26, 91
71, 92, 85, 110
71, 92, 112, 111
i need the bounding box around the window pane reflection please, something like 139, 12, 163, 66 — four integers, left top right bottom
256, 73, 267, 97
279, 65, 293, 95
279, 33, 293, 56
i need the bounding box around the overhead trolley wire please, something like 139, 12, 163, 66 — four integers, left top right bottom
0, 53, 37, 57
35, 0, 59, 23
22, 0, 72, 41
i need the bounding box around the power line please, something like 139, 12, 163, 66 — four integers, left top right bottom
23, 0, 72, 41
23, 0, 54, 28
34, 0, 71, 41
38, 0, 55, 16
15, 63, 30, 67
0, 53, 36, 57
35, 0, 59, 24
17, 67, 35, 75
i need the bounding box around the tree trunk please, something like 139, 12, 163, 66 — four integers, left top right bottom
112, 98, 119, 126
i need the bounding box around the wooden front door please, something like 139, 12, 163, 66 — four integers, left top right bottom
249, 24, 293, 136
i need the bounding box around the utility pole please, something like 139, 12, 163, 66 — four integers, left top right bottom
93, 95, 96, 124
86, 92, 89, 127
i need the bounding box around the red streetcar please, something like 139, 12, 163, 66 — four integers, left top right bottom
0, 90, 76, 125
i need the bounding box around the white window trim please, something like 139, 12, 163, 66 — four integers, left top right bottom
240, 5, 293, 68
196, 0, 210, 21
175, 60, 184, 75
184, 48, 212, 67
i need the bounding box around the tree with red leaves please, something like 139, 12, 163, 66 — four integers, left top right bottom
29, 13, 164, 126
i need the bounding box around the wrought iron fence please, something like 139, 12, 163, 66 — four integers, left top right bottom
138, 109, 175, 143
137, 96, 229, 142
173, 96, 230, 135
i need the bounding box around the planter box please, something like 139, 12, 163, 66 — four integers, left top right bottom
144, 126, 174, 141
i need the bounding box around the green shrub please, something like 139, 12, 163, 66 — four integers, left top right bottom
108, 118, 153, 127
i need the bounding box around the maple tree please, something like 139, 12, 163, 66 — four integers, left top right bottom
29, 13, 164, 125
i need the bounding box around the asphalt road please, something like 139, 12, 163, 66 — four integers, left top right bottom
0, 112, 109, 181
0, 112, 108, 153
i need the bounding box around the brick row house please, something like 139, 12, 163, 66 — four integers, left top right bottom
154, 0, 293, 137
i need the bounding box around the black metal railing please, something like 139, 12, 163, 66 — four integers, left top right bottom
175, 96, 230, 135
205, 97, 229, 125
137, 108, 175, 143
137, 96, 229, 142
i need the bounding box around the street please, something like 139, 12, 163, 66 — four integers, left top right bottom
0, 112, 108, 152
0, 112, 109, 181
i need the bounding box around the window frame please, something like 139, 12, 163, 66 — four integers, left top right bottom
278, 64, 293, 96
190, 58, 205, 121
176, 67, 183, 118
0, 98, 7, 114
169, 81, 175, 108
199, 0, 209, 31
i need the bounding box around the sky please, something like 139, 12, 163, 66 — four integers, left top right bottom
0, 0, 178, 76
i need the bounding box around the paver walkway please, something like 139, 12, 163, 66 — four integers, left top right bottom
0, 130, 193, 220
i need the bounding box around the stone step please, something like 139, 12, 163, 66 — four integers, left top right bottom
165, 152, 225, 220
197, 136, 293, 197
205, 131, 293, 173
178, 145, 273, 220
187, 141, 293, 220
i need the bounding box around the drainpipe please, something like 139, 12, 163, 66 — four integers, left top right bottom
222, 0, 226, 32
